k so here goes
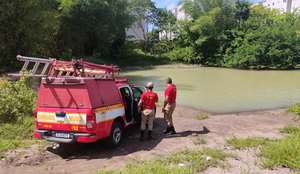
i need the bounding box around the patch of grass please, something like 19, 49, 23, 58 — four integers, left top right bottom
0, 116, 35, 156
195, 113, 209, 120
280, 125, 300, 134
227, 137, 270, 150
97, 148, 228, 174
288, 104, 300, 120
260, 132, 300, 171
193, 138, 207, 145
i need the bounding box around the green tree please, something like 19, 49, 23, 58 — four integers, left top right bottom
235, 0, 250, 24
0, 0, 59, 72
224, 8, 300, 69
57, 0, 132, 59
152, 8, 176, 31
190, 6, 237, 65
181, 0, 234, 19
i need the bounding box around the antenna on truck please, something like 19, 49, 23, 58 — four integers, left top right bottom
9, 55, 120, 79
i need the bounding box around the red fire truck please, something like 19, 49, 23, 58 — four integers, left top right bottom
11, 55, 144, 148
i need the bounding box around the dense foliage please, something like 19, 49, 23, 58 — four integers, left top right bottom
58, 0, 131, 59
0, 0, 59, 73
0, 77, 37, 123
148, 0, 300, 69
1, 0, 300, 71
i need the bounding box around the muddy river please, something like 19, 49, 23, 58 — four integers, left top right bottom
123, 67, 300, 113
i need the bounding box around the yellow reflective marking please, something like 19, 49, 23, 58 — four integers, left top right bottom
43, 124, 52, 128
68, 116, 82, 122
96, 104, 123, 113
38, 115, 55, 121
71, 125, 79, 131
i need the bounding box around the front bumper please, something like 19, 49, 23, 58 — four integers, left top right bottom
34, 130, 97, 143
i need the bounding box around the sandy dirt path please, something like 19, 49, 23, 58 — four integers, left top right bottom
0, 106, 299, 174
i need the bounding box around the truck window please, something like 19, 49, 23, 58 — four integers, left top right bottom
120, 87, 133, 122
131, 87, 143, 101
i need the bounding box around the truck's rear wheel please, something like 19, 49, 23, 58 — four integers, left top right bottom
104, 121, 123, 148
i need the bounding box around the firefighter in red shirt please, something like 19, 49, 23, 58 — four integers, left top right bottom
138, 82, 158, 141
162, 77, 177, 135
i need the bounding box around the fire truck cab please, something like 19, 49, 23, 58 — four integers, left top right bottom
11, 55, 144, 148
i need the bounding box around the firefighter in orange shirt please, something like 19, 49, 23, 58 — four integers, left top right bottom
138, 82, 158, 141
162, 77, 177, 135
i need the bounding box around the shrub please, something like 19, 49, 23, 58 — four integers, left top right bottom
0, 77, 37, 123
288, 104, 300, 120
165, 47, 202, 64
195, 113, 209, 120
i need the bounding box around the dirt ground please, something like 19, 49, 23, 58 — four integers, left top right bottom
0, 106, 299, 174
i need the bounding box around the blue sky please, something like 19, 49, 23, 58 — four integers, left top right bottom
153, 0, 261, 9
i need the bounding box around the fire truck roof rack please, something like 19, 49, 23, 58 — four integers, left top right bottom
9, 55, 120, 79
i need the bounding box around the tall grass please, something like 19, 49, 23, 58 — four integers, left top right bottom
0, 117, 35, 156
97, 148, 228, 174
261, 126, 300, 171
261, 132, 300, 170
227, 137, 270, 150
288, 104, 300, 120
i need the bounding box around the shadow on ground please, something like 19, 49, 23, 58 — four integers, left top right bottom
47, 118, 210, 161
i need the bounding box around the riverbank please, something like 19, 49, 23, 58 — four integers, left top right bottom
0, 106, 299, 174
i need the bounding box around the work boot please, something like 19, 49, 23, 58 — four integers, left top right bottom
163, 127, 170, 134
147, 131, 152, 140
167, 126, 176, 135
139, 130, 145, 141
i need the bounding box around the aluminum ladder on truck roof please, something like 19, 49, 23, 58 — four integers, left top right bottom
9, 55, 120, 79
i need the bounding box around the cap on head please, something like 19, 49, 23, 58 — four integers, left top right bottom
166, 77, 172, 84
146, 82, 154, 89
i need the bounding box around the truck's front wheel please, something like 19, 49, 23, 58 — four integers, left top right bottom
105, 121, 123, 148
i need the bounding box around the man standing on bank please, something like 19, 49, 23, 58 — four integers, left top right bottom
162, 77, 177, 135
138, 82, 158, 141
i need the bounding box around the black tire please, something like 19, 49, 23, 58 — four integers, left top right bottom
104, 121, 123, 149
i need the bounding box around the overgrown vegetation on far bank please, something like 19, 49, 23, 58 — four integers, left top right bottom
2, 1, 300, 74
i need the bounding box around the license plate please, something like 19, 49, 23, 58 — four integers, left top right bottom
55, 132, 70, 139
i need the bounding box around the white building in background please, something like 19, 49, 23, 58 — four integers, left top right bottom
126, 19, 147, 41
125, 0, 147, 41
171, 4, 191, 21
291, 0, 300, 12
159, 4, 191, 40
258, 0, 300, 13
